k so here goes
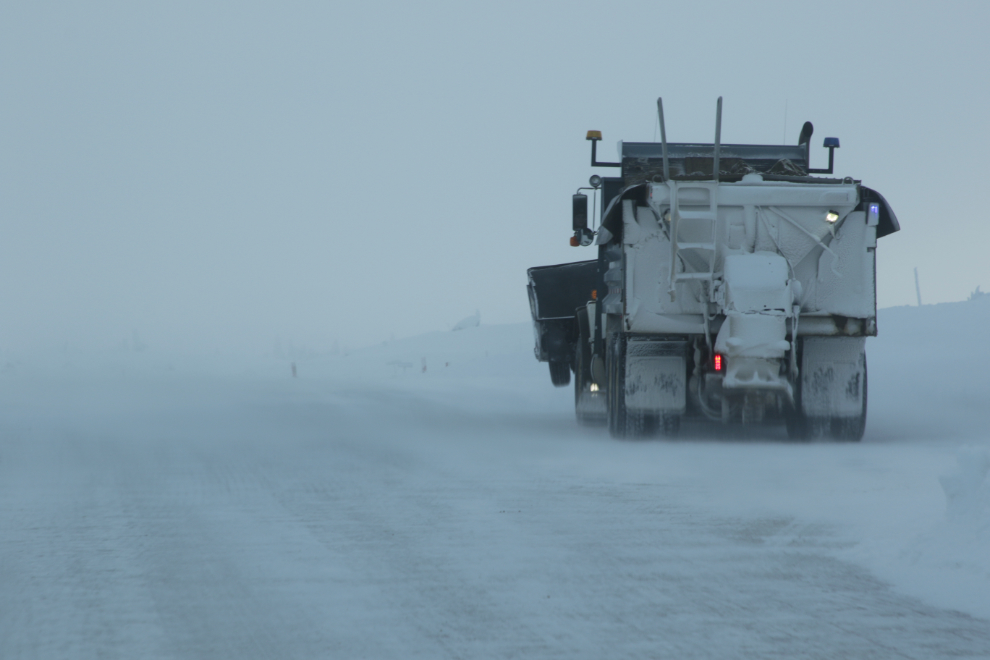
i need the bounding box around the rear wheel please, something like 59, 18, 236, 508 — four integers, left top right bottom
606, 333, 627, 438
830, 358, 867, 442
787, 354, 866, 442
574, 323, 605, 426
606, 333, 673, 438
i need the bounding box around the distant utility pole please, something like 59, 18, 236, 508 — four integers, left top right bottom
914, 267, 922, 306
783, 100, 788, 144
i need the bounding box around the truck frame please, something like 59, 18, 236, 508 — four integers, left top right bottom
527, 98, 899, 440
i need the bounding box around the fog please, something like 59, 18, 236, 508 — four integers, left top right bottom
2, 1, 987, 355
3, 295, 990, 656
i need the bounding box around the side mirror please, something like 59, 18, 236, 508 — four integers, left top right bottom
572, 194, 588, 231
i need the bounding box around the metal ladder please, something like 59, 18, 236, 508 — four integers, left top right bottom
659, 96, 723, 303
668, 180, 719, 302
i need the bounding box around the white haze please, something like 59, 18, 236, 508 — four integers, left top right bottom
2, 1, 988, 354
2, 298, 989, 657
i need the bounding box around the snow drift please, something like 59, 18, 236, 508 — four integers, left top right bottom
1, 296, 989, 626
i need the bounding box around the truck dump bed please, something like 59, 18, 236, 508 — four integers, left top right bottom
527, 260, 597, 364
527, 260, 598, 321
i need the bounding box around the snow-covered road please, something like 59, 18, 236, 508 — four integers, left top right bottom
2, 300, 990, 658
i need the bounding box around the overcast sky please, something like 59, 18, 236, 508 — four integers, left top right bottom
2, 1, 987, 354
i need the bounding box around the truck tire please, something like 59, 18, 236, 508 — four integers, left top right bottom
606, 333, 627, 437
574, 321, 606, 426
606, 333, 661, 438
830, 358, 867, 442
786, 355, 867, 442
549, 360, 571, 387
574, 341, 590, 425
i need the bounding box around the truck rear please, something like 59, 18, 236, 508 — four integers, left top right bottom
527, 98, 899, 440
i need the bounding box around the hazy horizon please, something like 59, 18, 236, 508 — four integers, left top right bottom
3, 1, 987, 355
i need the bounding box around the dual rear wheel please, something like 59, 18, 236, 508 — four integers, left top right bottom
605, 333, 679, 439
785, 358, 867, 442
574, 316, 606, 426
588, 331, 865, 441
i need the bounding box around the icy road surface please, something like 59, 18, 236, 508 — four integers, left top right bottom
2, 300, 990, 658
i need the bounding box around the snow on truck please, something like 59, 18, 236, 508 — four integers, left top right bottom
527, 98, 899, 440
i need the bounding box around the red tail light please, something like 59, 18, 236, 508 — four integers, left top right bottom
714, 354, 723, 372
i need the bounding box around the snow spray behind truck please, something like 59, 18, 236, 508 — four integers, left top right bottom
527, 98, 899, 440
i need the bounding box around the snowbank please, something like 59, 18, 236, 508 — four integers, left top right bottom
941, 445, 990, 521
862, 445, 990, 619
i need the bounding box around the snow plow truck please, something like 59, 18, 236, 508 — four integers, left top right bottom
527, 98, 899, 440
